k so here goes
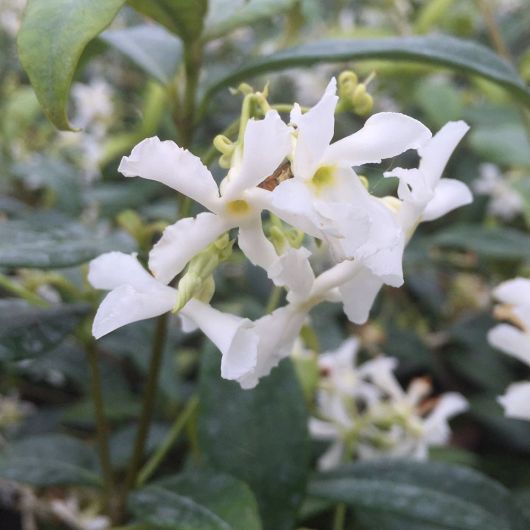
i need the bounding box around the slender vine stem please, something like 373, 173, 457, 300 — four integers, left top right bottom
122, 313, 168, 497
333, 502, 347, 530
137, 395, 199, 487
0, 274, 49, 307
86, 341, 114, 511
475, 0, 511, 60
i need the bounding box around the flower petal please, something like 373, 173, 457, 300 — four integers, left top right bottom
237, 215, 277, 270
324, 112, 431, 167
339, 266, 384, 324
271, 179, 331, 238
492, 277, 530, 306
422, 178, 473, 222
418, 121, 469, 187
237, 305, 307, 389
222, 111, 292, 199
488, 324, 530, 367
317, 440, 345, 471
292, 78, 338, 180
498, 382, 530, 421
118, 137, 220, 211
423, 393, 468, 444
268, 246, 315, 301
89, 252, 157, 291
181, 300, 259, 380
309, 418, 339, 440
93, 284, 176, 339
149, 212, 231, 284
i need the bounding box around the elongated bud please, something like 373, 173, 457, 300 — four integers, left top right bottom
269, 225, 286, 254
173, 234, 234, 312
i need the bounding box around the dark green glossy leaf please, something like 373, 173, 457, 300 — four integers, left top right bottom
203, 0, 296, 41
432, 224, 530, 260
128, 0, 208, 43
309, 460, 529, 530
17, 0, 127, 130
0, 300, 89, 362
0, 218, 135, 268
110, 423, 170, 470
0, 434, 100, 487
198, 353, 309, 530
469, 123, 530, 167
130, 471, 261, 530
101, 25, 182, 84
200, 35, 530, 113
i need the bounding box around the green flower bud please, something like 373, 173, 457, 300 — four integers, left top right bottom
173, 234, 234, 312
352, 84, 373, 116
338, 70, 359, 99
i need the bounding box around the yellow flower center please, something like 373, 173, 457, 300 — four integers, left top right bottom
310, 165, 336, 193
226, 199, 251, 215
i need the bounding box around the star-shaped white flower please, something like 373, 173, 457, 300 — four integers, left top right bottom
338, 120, 473, 325
270, 78, 432, 288
89, 251, 307, 388
118, 111, 311, 297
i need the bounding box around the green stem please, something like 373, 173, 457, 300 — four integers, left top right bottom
180, 40, 203, 147
137, 395, 199, 487
86, 341, 114, 511
119, 313, 168, 515
0, 274, 49, 307
333, 502, 347, 530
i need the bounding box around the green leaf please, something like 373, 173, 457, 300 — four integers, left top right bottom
200, 35, 530, 113
0, 434, 101, 487
0, 217, 135, 268
198, 353, 309, 530
0, 300, 89, 362
101, 25, 182, 85
130, 471, 262, 530
127, 0, 208, 43
110, 423, 170, 470
309, 460, 529, 530
17, 0, 127, 130
432, 224, 530, 261
203, 0, 296, 41
469, 123, 530, 167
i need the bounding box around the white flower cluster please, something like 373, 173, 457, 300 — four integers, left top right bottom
58, 79, 115, 181
474, 163, 523, 221
488, 278, 530, 420
89, 78, 472, 389
307, 338, 467, 469
0, 0, 25, 37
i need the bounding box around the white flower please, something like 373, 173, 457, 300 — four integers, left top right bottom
0, 0, 25, 36
88, 252, 178, 339
498, 383, 530, 421
271, 78, 432, 287
89, 252, 307, 388
181, 299, 307, 389
309, 339, 467, 469
50, 496, 109, 530
119, 112, 310, 297
474, 163, 523, 221
335, 120, 473, 325
488, 277, 530, 420
72, 80, 114, 130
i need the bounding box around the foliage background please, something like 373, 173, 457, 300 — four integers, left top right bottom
1, 0, 530, 529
